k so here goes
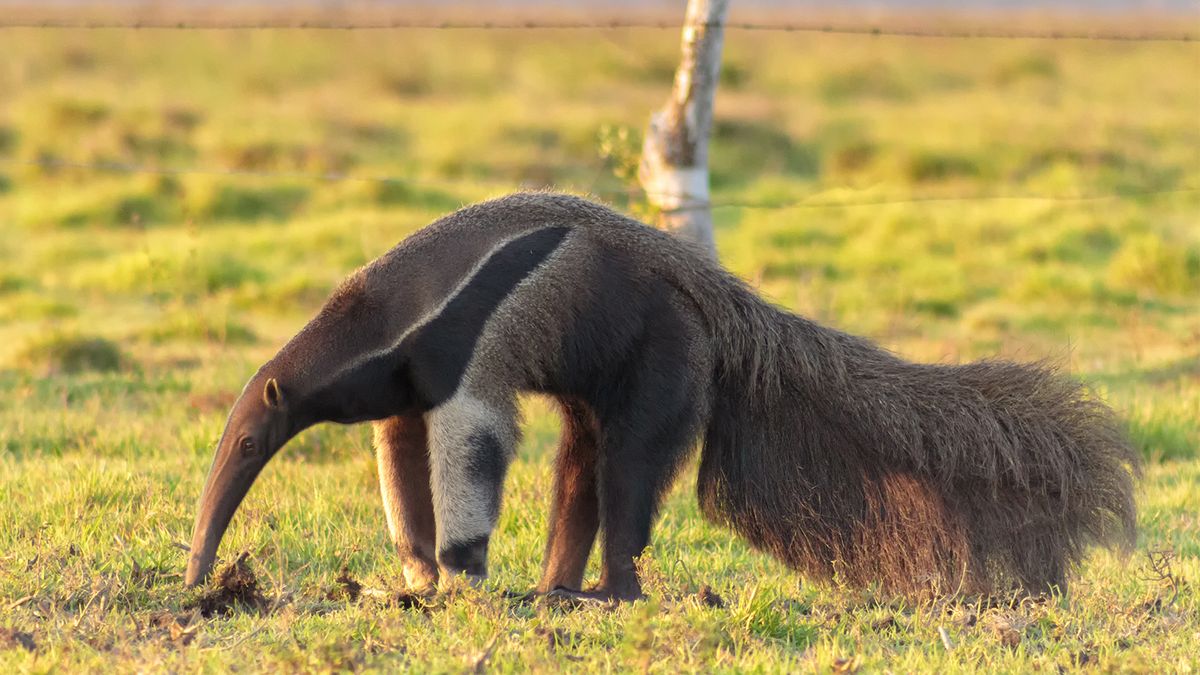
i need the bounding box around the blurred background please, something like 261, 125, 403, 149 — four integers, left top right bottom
1, 1, 1195, 452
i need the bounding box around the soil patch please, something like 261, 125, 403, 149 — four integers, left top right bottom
147, 611, 200, 646
186, 552, 267, 618
0, 628, 36, 652
361, 588, 429, 611
327, 566, 363, 602
697, 585, 726, 609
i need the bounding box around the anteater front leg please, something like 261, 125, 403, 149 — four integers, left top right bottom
425, 391, 517, 584
373, 414, 438, 592
537, 398, 600, 593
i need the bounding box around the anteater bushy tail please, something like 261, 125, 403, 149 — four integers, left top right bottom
693, 274, 1140, 596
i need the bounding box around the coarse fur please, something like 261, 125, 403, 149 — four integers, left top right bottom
186, 191, 1140, 600
559, 192, 1139, 595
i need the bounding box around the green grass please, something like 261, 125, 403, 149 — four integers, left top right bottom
1, 22, 1198, 672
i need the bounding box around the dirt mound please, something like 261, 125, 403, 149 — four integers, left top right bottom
697, 585, 726, 609
327, 566, 363, 602
324, 565, 429, 611
359, 587, 428, 611
384, 591, 427, 610
147, 611, 200, 646
187, 552, 267, 618
0, 628, 36, 652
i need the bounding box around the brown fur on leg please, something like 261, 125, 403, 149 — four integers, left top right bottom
537, 398, 600, 592
374, 415, 439, 592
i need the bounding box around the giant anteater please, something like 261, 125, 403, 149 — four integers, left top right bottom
185, 192, 1139, 601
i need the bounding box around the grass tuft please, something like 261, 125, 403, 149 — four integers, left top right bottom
0, 125, 18, 153
993, 52, 1060, 85
143, 311, 257, 345
13, 331, 125, 374
903, 151, 981, 183
199, 182, 311, 222
820, 62, 911, 103
1126, 394, 1200, 462
1107, 234, 1200, 296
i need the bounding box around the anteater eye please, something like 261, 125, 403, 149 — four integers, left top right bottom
239, 437, 256, 455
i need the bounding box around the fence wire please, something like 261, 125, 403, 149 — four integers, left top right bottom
0, 18, 1194, 42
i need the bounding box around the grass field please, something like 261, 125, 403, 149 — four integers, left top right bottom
1, 21, 1198, 672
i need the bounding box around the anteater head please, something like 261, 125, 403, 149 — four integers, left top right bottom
185, 372, 295, 586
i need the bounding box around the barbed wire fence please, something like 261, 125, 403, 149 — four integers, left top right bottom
0, 18, 1195, 41
1, 17, 1197, 215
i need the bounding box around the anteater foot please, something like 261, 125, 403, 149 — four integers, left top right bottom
543, 585, 642, 607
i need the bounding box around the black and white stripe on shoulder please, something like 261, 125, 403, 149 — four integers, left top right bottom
403, 226, 570, 406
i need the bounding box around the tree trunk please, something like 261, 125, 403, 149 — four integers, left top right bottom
638, 0, 729, 259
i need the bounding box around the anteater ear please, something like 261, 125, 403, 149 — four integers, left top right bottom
263, 378, 285, 409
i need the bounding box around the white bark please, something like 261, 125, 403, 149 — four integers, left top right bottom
638, 0, 729, 259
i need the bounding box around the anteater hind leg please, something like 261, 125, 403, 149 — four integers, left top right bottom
537, 398, 601, 593
589, 316, 703, 601
592, 404, 698, 601
373, 414, 439, 592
